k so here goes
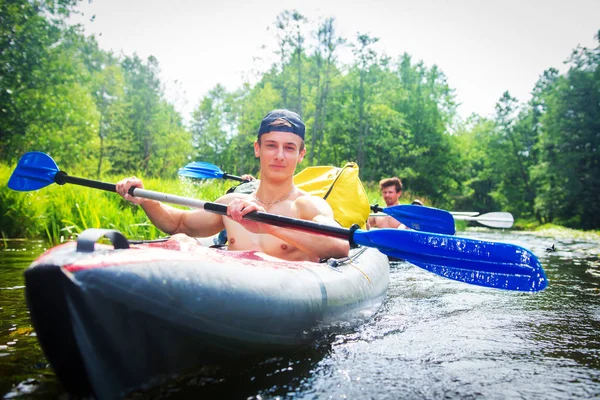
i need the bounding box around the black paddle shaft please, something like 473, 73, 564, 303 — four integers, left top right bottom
203, 202, 356, 243
55, 172, 142, 198
55, 171, 117, 192
222, 173, 247, 182
370, 204, 384, 213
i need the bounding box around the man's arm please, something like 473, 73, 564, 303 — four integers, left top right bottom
116, 177, 226, 237
139, 200, 226, 237
367, 216, 377, 229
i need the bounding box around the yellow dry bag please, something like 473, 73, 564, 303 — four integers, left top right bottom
294, 162, 370, 229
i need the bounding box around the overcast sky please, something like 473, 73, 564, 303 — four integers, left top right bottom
71, 0, 599, 121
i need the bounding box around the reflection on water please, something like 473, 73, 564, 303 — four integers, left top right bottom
0, 241, 64, 398
1, 229, 599, 399
128, 343, 333, 399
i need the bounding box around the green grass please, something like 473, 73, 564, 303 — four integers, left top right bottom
453, 220, 468, 232
531, 223, 600, 240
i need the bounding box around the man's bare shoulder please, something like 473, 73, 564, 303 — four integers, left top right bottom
292, 191, 335, 219
293, 190, 330, 207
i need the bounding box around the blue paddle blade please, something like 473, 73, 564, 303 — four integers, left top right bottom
178, 162, 224, 179
353, 228, 547, 292
8, 152, 59, 191
382, 204, 456, 235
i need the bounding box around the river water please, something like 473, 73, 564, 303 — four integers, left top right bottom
1, 229, 599, 399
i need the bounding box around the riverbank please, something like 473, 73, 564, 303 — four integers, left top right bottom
529, 224, 600, 241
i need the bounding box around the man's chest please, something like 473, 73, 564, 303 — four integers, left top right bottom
224, 221, 301, 257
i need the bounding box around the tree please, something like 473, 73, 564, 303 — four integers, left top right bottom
0, 0, 90, 165
391, 54, 458, 206
351, 33, 379, 169
452, 116, 498, 211
190, 85, 236, 167
533, 34, 600, 228
308, 17, 344, 165
271, 10, 306, 111
90, 64, 126, 177
107, 55, 191, 176
488, 92, 537, 217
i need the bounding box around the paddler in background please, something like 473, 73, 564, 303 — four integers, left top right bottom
367, 177, 407, 229
115, 109, 349, 262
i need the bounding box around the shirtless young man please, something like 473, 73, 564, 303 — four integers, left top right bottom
367, 177, 406, 229
116, 109, 349, 262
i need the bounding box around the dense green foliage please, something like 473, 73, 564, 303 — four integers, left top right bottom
1, 2, 599, 234
0, 0, 190, 177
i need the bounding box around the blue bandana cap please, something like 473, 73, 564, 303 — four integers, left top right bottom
258, 109, 305, 140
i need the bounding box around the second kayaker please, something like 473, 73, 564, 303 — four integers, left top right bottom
116, 109, 349, 262
367, 177, 407, 229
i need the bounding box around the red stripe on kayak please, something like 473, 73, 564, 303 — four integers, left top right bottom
62, 242, 312, 273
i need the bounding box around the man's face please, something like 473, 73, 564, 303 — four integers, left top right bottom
381, 186, 401, 206
254, 131, 306, 181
